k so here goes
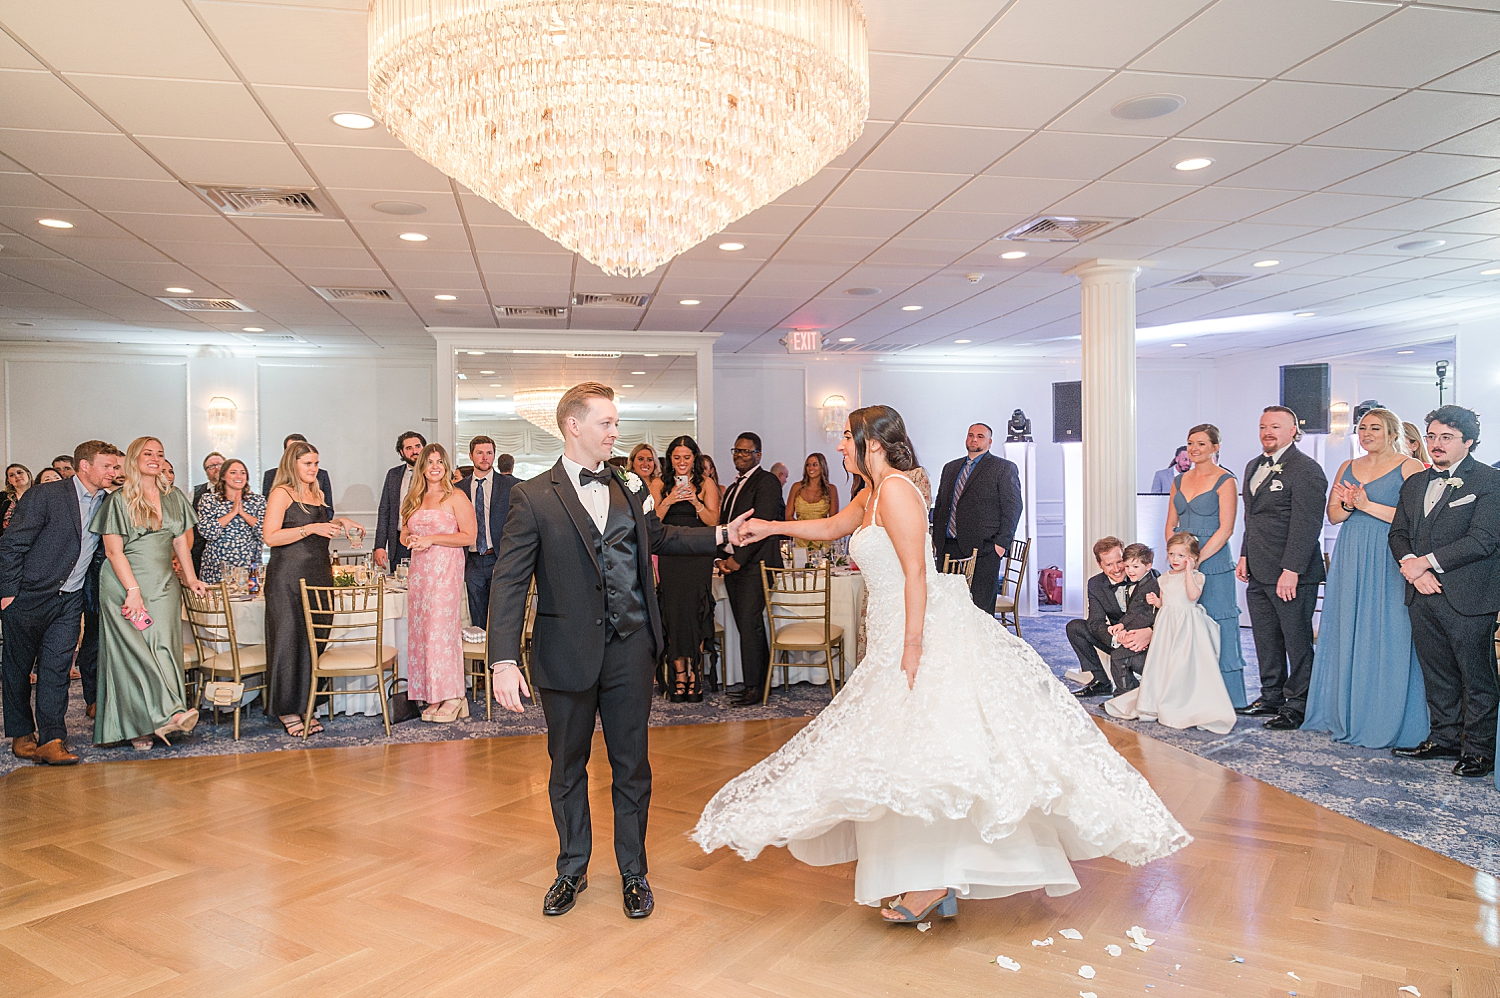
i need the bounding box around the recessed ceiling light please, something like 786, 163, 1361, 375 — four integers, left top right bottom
1294, 311, 1316, 317
165, 287, 193, 294
37, 218, 72, 229
1253, 259, 1280, 268
622, 384, 634, 388
643, 353, 658, 356
838, 337, 856, 342
954, 339, 971, 344
1169, 342, 1188, 348
466, 350, 485, 355
242, 327, 265, 332
1481, 267, 1500, 276
434, 294, 457, 301
1000, 250, 1027, 260
331, 112, 376, 130
489, 382, 502, 387
1111, 93, 1186, 120
718, 242, 744, 251
1397, 349, 1416, 355
845, 287, 882, 297
901, 304, 923, 311
1396, 238, 1446, 252
1173, 157, 1214, 172
479, 370, 495, 374
678, 298, 701, 305
399, 232, 428, 242
631, 370, 645, 374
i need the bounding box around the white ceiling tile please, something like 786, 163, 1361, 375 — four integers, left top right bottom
101, 211, 242, 242
1269, 228, 1404, 254
264, 245, 377, 270
737, 279, 827, 299
0, 129, 170, 180
135, 136, 314, 187
297, 144, 455, 193
1357, 258, 1477, 280
475, 252, 576, 276
190, 264, 289, 284
796, 206, 922, 239
324, 189, 462, 224
368, 249, 476, 273
1429, 171, 1500, 204
1046, 71, 1261, 136
825, 120, 893, 171
253, 85, 403, 150
721, 203, 813, 235
1184, 81, 1400, 144
898, 210, 1024, 241
1047, 181, 1189, 217
232, 216, 358, 247
349, 219, 470, 252
1225, 146, 1402, 191
1182, 222, 1317, 251
0, 70, 114, 132
908, 61, 1111, 129
770, 167, 849, 207
866, 238, 985, 266
987, 130, 1158, 181
480, 274, 571, 296
1313, 91, 1500, 152
1103, 138, 1286, 186
1133, 0, 1388, 77
1145, 185, 1301, 221
1085, 216, 1222, 247
0, 28, 42, 71
46, 177, 215, 215
1, 0, 235, 80
1428, 52, 1500, 96
860, 123, 1027, 174
1285, 6, 1500, 88
971, 0, 1208, 68
0, 173, 86, 211
194, 2, 367, 89
467, 224, 571, 254
67, 75, 281, 144
1344, 199, 1495, 231
824, 169, 967, 210
1330, 153, 1500, 199
866, 53, 951, 120
1248, 192, 1404, 226
938, 175, 1085, 214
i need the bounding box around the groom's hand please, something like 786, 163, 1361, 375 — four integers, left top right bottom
726, 508, 755, 546
491, 662, 530, 713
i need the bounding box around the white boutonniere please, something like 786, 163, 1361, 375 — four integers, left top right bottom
617, 469, 643, 493
1269, 464, 1283, 473
1449, 477, 1464, 490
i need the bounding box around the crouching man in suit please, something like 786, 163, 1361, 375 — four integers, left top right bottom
1066, 536, 1153, 698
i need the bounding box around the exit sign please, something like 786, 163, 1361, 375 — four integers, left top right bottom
784, 328, 823, 354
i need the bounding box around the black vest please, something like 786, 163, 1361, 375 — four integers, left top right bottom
595, 479, 647, 640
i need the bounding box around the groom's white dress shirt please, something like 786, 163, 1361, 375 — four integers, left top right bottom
560, 455, 609, 532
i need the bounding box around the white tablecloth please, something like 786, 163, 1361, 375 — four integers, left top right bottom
183, 587, 409, 716
713, 571, 866, 688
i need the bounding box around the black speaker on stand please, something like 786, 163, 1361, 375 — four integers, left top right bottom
1053, 381, 1082, 443
1280, 363, 1330, 434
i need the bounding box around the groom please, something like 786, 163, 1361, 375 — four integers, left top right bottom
487, 382, 750, 920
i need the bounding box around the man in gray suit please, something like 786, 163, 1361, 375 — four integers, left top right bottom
931, 422, 1023, 613
1150, 447, 1190, 494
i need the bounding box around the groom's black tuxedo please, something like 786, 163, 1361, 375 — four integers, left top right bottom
488, 458, 720, 879
1389, 454, 1500, 760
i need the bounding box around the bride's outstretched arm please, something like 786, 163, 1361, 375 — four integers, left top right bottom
740, 491, 867, 544
878, 477, 929, 690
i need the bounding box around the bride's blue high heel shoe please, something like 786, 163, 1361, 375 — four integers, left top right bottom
882, 887, 958, 923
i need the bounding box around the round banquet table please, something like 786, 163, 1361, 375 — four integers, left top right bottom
712, 569, 866, 688
182, 586, 409, 716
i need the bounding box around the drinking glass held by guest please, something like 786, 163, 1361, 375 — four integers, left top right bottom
1164, 424, 1248, 708
261, 441, 363, 737
656, 435, 720, 701
788, 452, 840, 555
1302, 409, 1429, 749
630, 442, 664, 506
0, 463, 32, 534
401, 444, 477, 722
92, 437, 208, 751
197, 458, 267, 584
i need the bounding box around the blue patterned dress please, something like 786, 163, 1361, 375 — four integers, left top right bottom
1172, 471, 1248, 708
196, 490, 267, 583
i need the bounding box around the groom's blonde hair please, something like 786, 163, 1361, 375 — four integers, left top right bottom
556, 382, 616, 434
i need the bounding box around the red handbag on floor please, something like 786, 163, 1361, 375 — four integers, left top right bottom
1038, 566, 1063, 605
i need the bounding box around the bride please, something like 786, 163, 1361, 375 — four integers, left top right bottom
692, 405, 1191, 923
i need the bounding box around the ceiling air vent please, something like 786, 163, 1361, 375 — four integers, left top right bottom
497, 306, 569, 319
823, 341, 917, 354
1001, 216, 1119, 243
193, 185, 332, 218
311, 286, 403, 303
571, 293, 651, 307
156, 297, 254, 312
1158, 272, 1252, 290
235, 331, 302, 343
566, 351, 622, 359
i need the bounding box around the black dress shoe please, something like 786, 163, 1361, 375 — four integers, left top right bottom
1454, 755, 1495, 778
729, 688, 762, 707
1391, 740, 1461, 760
1235, 698, 1283, 717
622, 874, 654, 919
1071, 680, 1114, 699
1262, 710, 1303, 730
542, 874, 587, 916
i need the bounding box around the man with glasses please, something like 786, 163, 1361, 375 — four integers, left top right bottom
717, 433, 785, 706
1389, 405, 1500, 779
190, 451, 224, 574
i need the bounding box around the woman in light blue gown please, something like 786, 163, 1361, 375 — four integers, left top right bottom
1165, 424, 1247, 708
1303, 408, 1429, 748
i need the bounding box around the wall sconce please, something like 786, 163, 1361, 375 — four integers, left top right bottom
1329, 400, 1351, 440
207, 396, 238, 449
820, 394, 848, 441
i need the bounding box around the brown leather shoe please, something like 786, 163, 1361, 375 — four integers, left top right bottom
33, 739, 78, 766
11, 733, 38, 759
86, 703, 96, 719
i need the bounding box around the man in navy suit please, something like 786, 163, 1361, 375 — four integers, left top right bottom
457, 437, 518, 628
374, 430, 426, 571
262, 433, 334, 513
0, 440, 122, 764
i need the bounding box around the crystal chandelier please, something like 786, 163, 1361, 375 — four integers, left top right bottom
514, 387, 568, 438
368, 0, 869, 277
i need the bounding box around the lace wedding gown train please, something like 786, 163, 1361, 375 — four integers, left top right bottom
692, 476, 1191, 906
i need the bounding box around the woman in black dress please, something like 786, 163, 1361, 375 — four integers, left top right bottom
656, 435, 721, 701
262, 441, 364, 736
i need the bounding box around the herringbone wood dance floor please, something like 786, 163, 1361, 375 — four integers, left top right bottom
0, 717, 1494, 997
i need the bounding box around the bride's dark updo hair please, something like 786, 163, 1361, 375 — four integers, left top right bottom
849, 405, 920, 482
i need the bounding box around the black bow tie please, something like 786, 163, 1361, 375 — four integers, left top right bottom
1110, 578, 1130, 590
1258, 454, 1276, 467
1431, 466, 1455, 481
578, 467, 613, 487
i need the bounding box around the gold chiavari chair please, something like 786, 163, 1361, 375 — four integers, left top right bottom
941, 547, 978, 585
299, 579, 398, 736
759, 564, 844, 703
182, 581, 266, 739
994, 538, 1031, 637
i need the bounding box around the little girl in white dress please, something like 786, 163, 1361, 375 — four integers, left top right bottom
1105, 532, 1236, 734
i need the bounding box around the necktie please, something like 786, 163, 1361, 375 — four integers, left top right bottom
946, 456, 978, 538
578, 466, 613, 487
474, 478, 487, 552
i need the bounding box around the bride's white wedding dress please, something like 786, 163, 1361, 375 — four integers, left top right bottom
692, 475, 1191, 906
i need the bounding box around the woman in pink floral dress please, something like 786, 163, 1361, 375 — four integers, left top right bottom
399, 444, 477, 723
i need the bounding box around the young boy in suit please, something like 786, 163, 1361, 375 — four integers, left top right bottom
1107, 542, 1161, 692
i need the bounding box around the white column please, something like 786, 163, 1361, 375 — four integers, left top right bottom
1065, 259, 1149, 573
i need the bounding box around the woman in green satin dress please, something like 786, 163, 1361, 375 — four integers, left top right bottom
92, 436, 208, 750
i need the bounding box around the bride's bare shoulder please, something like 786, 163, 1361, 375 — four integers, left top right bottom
874, 473, 926, 528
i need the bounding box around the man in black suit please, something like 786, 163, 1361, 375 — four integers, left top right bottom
931, 422, 1024, 613
716, 432, 785, 706
262, 433, 334, 513
1235, 405, 1328, 730
0, 440, 122, 765
189, 451, 224, 574
457, 437, 518, 628
1389, 406, 1500, 778
373, 430, 425, 571
1066, 536, 1151, 698
487, 383, 749, 920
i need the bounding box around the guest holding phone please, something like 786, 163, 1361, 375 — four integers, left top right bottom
655, 435, 720, 701
93, 436, 207, 751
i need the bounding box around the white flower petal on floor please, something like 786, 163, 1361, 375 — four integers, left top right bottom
1288, 971, 1302, 980
1127, 925, 1156, 947
916, 922, 930, 932
1081, 992, 1098, 998
1032, 937, 1054, 947
1399, 988, 1420, 996
1105, 944, 1122, 956
995, 956, 1021, 972
1078, 965, 1096, 979
1060, 928, 1083, 939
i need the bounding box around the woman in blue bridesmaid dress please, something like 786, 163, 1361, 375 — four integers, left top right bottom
1303, 408, 1429, 748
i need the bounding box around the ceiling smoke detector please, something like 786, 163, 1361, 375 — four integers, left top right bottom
965, 273, 984, 283
1111, 94, 1187, 120
1002, 215, 1119, 243
194, 185, 333, 218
